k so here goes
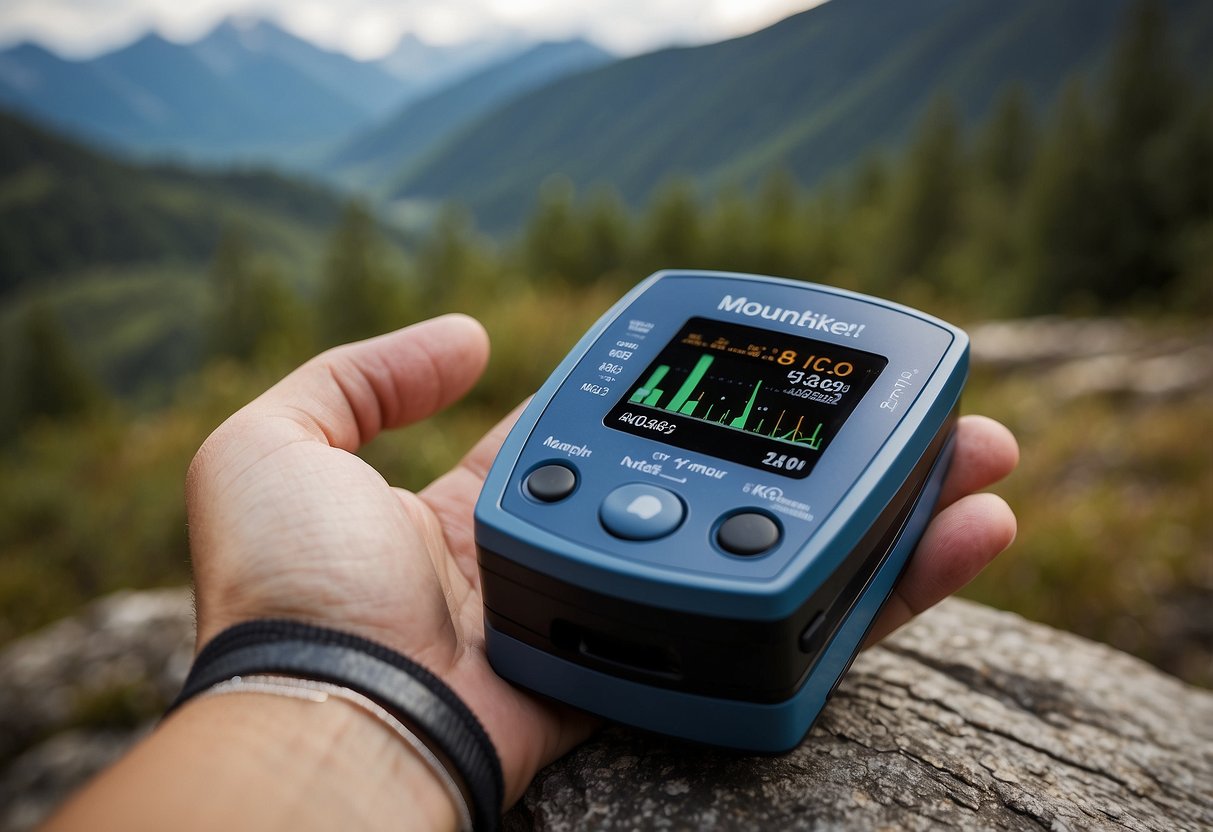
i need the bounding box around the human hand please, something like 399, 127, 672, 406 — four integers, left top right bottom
187, 314, 592, 807
185, 314, 1017, 807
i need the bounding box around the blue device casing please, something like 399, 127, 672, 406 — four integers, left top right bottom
475, 271, 968, 752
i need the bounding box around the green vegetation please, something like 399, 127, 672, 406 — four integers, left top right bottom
392, 0, 1213, 230
964, 359, 1213, 687
0, 2, 1209, 694
0, 110, 345, 292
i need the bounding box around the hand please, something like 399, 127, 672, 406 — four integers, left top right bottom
185, 314, 1017, 806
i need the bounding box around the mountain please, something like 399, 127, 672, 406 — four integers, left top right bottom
0, 41, 154, 146
326, 39, 614, 192
0, 19, 409, 162
191, 18, 408, 119
390, 0, 1213, 230
0, 108, 345, 292
374, 32, 532, 94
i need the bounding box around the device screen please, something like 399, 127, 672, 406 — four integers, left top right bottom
603, 317, 887, 478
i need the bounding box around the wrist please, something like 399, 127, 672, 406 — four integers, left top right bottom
47, 688, 456, 832
169, 619, 503, 830
219, 693, 458, 829
177, 691, 458, 830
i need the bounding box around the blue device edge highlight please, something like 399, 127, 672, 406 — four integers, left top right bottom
484, 427, 958, 752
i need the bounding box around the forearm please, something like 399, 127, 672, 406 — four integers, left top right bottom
43, 692, 457, 832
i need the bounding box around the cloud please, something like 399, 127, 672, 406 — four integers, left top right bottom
0, 0, 823, 60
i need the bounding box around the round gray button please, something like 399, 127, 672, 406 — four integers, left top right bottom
716, 512, 781, 556
525, 464, 577, 502
600, 484, 684, 540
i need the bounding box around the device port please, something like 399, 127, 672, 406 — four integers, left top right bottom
551, 619, 683, 680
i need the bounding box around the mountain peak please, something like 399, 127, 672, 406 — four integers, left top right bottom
0, 41, 62, 61
196, 15, 296, 51
131, 31, 173, 49
375, 30, 532, 85
103, 31, 179, 61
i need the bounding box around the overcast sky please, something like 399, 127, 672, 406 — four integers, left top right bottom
0, 0, 827, 60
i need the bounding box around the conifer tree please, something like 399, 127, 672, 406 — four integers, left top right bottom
208, 229, 259, 360
1099, 0, 1187, 299
704, 183, 753, 273
1018, 81, 1108, 311
523, 176, 584, 283
753, 169, 800, 278
418, 204, 479, 310
850, 153, 891, 211
317, 202, 409, 348
641, 178, 704, 271
580, 185, 631, 283
12, 303, 102, 425
208, 229, 303, 363
881, 96, 963, 285
976, 85, 1035, 196
796, 188, 844, 286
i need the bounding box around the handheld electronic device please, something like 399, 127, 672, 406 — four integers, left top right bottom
474, 271, 968, 752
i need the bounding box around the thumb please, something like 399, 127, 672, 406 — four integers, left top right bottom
248, 314, 490, 452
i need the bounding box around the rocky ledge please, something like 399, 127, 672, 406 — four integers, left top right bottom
2, 591, 1211, 831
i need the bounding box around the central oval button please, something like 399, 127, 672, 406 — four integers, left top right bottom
600, 484, 685, 541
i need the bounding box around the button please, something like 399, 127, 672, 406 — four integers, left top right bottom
716, 512, 781, 556
525, 464, 577, 502
600, 484, 684, 540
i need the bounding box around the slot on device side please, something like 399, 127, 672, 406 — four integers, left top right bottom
551, 619, 683, 680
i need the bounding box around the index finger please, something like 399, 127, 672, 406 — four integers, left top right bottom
936, 415, 1019, 509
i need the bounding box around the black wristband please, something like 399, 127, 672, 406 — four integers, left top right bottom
168, 620, 503, 832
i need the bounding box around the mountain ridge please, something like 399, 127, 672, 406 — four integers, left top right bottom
0, 107, 346, 292
325, 38, 614, 192
0, 18, 536, 164
390, 0, 1213, 230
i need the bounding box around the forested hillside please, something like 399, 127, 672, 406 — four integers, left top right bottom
393, 0, 1213, 229
325, 39, 613, 192
0, 111, 346, 291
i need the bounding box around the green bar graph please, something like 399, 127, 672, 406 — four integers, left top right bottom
622, 346, 838, 452
665, 355, 713, 413
630, 364, 670, 404
729, 380, 762, 429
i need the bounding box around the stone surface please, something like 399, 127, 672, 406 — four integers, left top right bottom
505, 599, 1213, 831
3, 590, 1212, 831
0, 588, 193, 832
968, 317, 1213, 402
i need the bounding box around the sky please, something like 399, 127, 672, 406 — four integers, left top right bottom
0, 0, 828, 60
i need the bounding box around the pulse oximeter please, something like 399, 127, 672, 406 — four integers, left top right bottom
474, 271, 967, 752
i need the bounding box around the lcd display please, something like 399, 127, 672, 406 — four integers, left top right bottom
604, 317, 887, 478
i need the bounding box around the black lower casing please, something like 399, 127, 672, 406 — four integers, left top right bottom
479, 410, 956, 707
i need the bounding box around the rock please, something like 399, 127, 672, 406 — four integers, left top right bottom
1, 728, 152, 832
0, 588, 193, 832
969, 317, 1213, 402
3, 591, 1211, 831
968, 318, 1144, 369
505, 598, 1213, 831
